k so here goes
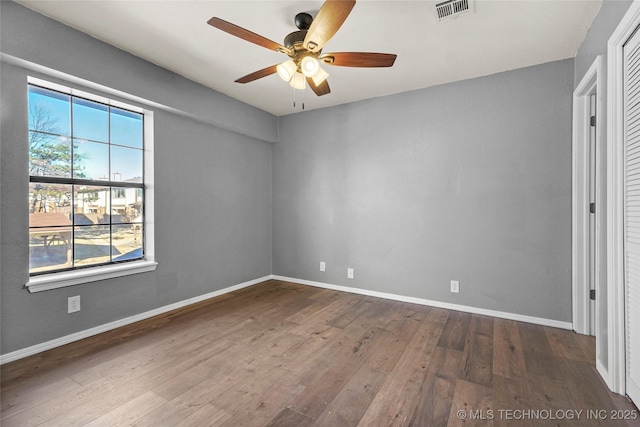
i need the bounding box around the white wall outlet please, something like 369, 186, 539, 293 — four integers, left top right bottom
320, 261, 326, 272
347, 268, 354, 279
450, 280, 460, 294
68, 295, 81, 313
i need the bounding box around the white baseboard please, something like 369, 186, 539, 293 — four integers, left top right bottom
271, 275, 573, 330
0, 275, 271, 365
1, 274, 573, 365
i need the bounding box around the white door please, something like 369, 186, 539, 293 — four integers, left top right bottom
623, 26, 640, 407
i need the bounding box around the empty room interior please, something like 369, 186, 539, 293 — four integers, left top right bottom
2, 0, 640, 425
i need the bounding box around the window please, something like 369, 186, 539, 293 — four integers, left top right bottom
27, 78, 155, 292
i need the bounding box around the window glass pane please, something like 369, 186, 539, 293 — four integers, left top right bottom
111, 108, 143, 148
29, 227, 72, 274
72, 98, 108, 142
74, 225, 111, 266
111, 187, 143, 224
29, 132, 71, 178
28, 86, 70, 136
74, 186, 110, 225
73, 139, 109, 180
111, 145, 143, 183
29, 183, 73, 274
29, 183, 72, 217
112, 224, 143, 261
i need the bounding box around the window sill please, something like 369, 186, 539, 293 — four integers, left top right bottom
26, 260, 158, 293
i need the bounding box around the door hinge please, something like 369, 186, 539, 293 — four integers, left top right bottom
590, 289, 596, 301
590, 115, 596, 127
590, 202, 596, 214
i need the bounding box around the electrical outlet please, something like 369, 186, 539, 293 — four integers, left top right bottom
347, 268, 354, 279
450, 280, 460, 294
68, 295, 81, 313
320, 261, 326, 272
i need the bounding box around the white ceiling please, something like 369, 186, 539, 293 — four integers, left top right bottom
16, 0, 602, 116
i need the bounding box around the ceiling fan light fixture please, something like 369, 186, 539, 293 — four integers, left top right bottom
277, 60, 297, 82
208, 0, 396, 101
301, 56, 320, 77
290, 72, 306, 89
311, 67, 329, 86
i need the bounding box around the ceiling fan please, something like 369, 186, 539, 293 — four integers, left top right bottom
207, 0, 397, 97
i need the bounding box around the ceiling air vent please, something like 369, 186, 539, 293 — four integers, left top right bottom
435, 0, 472, 21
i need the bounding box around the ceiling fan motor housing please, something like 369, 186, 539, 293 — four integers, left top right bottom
284, 12, 314, 49
284, 30, 308, 49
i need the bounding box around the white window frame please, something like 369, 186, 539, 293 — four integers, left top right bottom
25, 76, 156, 293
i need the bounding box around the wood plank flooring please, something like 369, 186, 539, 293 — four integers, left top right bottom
1, 279, 639, 426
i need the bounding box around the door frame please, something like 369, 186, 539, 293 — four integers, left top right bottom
606, 0, 640, 395
573, 55, 603, 338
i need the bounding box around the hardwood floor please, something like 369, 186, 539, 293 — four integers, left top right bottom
1, 279, 638, 426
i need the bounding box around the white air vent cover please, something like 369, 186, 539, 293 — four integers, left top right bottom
435, 0, 473, 21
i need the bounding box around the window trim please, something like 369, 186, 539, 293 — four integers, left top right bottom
26, 260, 158, 292
25, 76, 156, 293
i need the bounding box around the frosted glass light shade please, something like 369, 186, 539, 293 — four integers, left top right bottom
277, 60, 296, 82
289, 72, 306, 89
301, 56, 320, 77
311, 67, 329, 86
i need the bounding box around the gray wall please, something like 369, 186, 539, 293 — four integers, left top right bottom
1, 2, 273, 354
273, 59, 574, 322
572, 0, 633, 373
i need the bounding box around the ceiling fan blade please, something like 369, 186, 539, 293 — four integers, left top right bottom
208, 17, 291, 55
303, 0, 356, 53
307, 77, 331, 96
235, 64, 279, 83
320, 52, 397, 67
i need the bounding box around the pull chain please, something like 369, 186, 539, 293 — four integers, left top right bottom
292, 87, 306, 110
